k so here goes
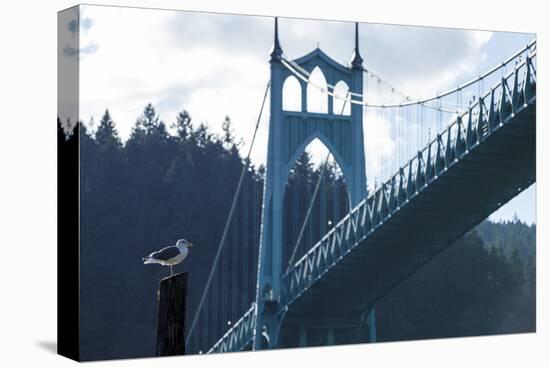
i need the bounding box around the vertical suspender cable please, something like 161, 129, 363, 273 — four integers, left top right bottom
252, 177, 258, 302
308, 172, 314, 250
186, 81, 270, 347
210, 255, 217, 352
221, 230, 226, 327
320, 169, 326, 240
292, 173, 297, 261
242, 171, 248, 314
232, 189, 238, 323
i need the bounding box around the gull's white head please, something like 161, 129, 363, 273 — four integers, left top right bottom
176, 239, 193, 248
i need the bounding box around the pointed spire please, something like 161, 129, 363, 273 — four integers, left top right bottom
350, 22, 363, 70
270, 17, 283, 63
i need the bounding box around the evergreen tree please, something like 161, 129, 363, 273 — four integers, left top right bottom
95, 109, 121, 148
136, 103, 159, 131
221, 115, 241, 151
173, 110, 192, 141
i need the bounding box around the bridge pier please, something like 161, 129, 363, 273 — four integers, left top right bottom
255, 297, 284, 350
367, 308, 377, 342
327, 327, 336, 345
355, 306, 376, 343
298, 323, 307, 347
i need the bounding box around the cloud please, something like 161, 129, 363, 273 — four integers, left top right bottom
80, 42, 98, 56
67, 8, 93, 33
63, 46, 79, 58
166, 11, 272, 57
68, 19, 78, 34
360, 24, 493, 97
64, 42, 98, 59
63, 7, 98, 59
81, 16, 93, 31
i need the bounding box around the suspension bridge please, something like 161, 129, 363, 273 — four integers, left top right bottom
185, 19, 536, 354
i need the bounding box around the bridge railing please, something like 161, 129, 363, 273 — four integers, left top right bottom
282, 44, 536, 309
207, 303, 257, 354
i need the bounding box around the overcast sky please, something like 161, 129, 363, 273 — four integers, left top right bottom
71, 5, 535, 223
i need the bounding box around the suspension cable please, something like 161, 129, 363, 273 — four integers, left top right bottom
382, 37, 533, 105
186, 81, 271, 347
280, 39, 535, 112
282, 56, 461, 114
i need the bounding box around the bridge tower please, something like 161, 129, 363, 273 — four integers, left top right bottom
254, 18, 376, 349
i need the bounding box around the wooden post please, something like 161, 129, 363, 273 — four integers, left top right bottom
156, 272, 188, 356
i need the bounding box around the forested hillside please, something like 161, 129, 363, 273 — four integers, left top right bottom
59, 104, 535, 360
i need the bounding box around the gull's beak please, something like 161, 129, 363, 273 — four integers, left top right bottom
187, 243, 194, 247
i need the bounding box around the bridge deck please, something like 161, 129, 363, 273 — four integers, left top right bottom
281, 102, 535, 328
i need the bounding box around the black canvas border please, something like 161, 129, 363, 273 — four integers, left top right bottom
57, 5, 80, 361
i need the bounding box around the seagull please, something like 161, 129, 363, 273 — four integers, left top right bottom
142, 239, 194, 276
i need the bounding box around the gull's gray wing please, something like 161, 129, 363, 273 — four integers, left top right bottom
150, 246, 180, 261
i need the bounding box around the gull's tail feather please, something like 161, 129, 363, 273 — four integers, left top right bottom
143, 257, 157, 264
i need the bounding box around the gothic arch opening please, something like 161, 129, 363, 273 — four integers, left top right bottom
282, 138, 350, 268
307, 67, 329, 113
283, 75, 302, 112
333, 80, 351, 115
